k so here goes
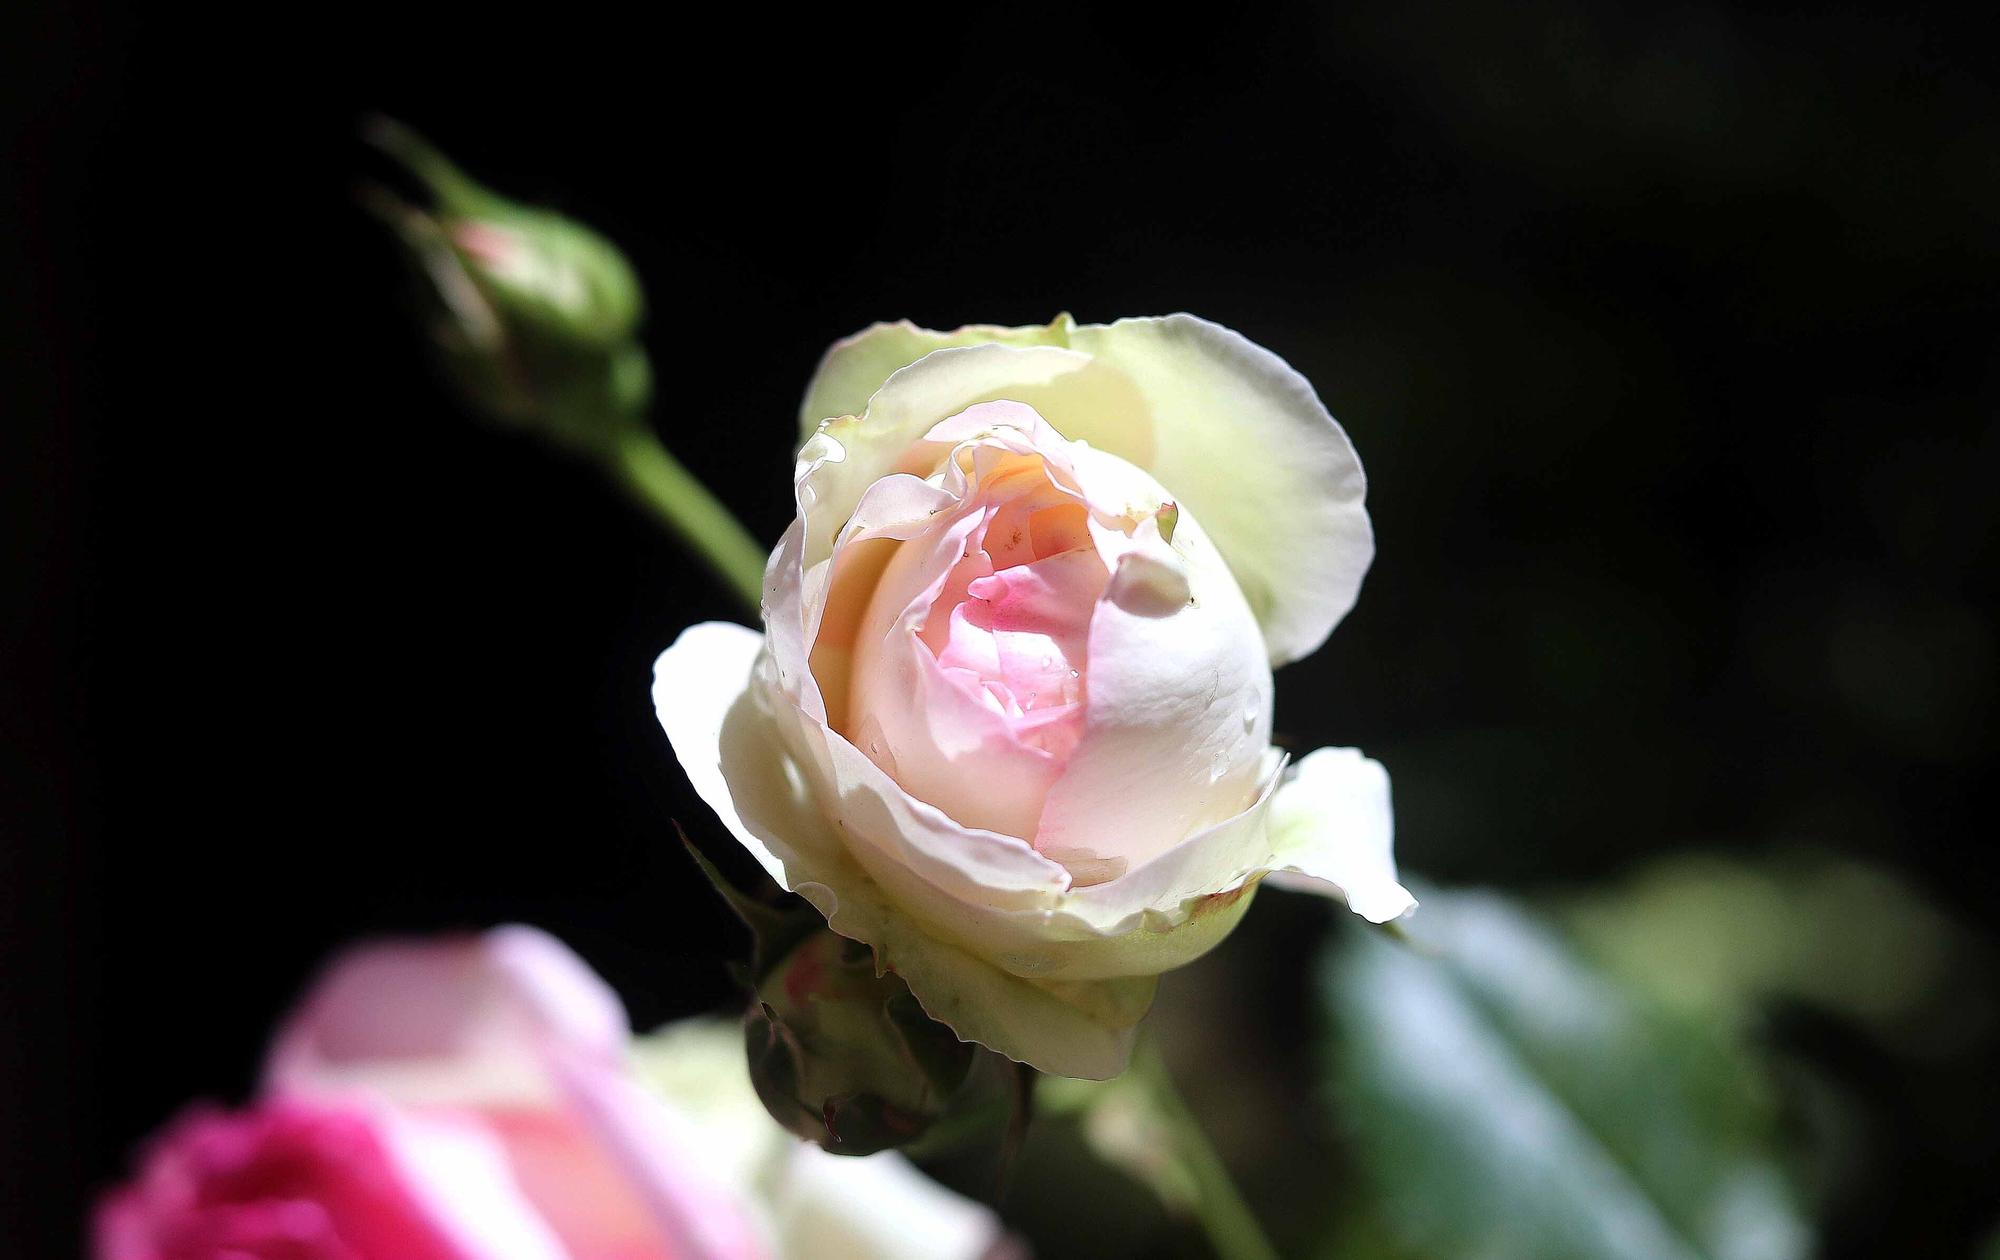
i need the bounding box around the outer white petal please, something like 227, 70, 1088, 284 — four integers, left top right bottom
1265, 747, 1416, 923
796, 343, 1094, 577
651, 620, 794, 886
776, 1146, 1005, 1260
1064, 315, 1374, 666
798, 316, 1074, 437
761, 753, 1283, 988
1045, 750, 1286, 939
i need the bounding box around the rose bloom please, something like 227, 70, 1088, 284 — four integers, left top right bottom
655, 314, 1414, 1078
93, 927, 1010, 1260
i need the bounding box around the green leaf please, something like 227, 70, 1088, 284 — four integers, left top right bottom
1321, 889, 1808, 1260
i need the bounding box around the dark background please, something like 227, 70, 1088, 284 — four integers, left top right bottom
6, 3, 1997, 1256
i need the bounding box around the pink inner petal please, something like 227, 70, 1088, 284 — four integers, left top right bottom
930, 501, 1102, 760
839, 434, 1115, 842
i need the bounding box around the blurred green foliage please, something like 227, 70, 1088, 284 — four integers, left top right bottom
978, 851, 1995, 1260
1319, 889, 1806, 1260
1564, 852, 1994, 1056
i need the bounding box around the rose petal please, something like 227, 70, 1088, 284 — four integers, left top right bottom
798, 316, 1074, 436
1033, 452, 1274, 872
891, 751, 1287, 984
554, 1060, 769, 1260
806, 475, 959, 727
374, 1109, 574, 1260
1263, 747, 1416, 923
263, 927, 627, 1109
264, 923, 770, 1259
651, 619, 804, 889
1062, 315, 1373, 666
795, 345, 1093, 579
772, 688, 1072, 910
863, 623, 1064, 839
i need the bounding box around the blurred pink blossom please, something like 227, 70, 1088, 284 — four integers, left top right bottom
93, 926, 1007, 1260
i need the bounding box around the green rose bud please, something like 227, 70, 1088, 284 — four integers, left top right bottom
679, 833, 1027, 1159
746, 928, 1023, 1158
362, 117, 648, 454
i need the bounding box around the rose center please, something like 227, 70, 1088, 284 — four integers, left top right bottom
920, 471, 1100, 760
835, 444, 1113, 842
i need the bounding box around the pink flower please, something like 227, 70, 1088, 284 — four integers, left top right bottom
93, 1100, 568, 1260
95, 927, 1007, 1260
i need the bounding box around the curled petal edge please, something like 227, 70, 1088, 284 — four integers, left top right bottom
1263, 746, 1417, 924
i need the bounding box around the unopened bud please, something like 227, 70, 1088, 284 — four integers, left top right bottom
363, 117, 648, 453
746, 929, 1018, 1157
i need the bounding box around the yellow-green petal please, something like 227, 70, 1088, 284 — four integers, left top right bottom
1064, 315, 1373, 666
798, 316, 1074, 438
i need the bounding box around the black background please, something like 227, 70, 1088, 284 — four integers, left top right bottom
6, 3, 1998, 1256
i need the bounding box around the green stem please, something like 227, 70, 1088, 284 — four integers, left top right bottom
1137, 1042, 1280, 1260
604, 428, 766, 614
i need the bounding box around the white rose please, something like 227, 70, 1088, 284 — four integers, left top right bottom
655, 314, 1413, 1078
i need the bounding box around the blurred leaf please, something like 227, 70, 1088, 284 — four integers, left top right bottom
1563, 851, 1993, 1057
1321, 889, 1808, 1260
1315, 1195, 1428, 1260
